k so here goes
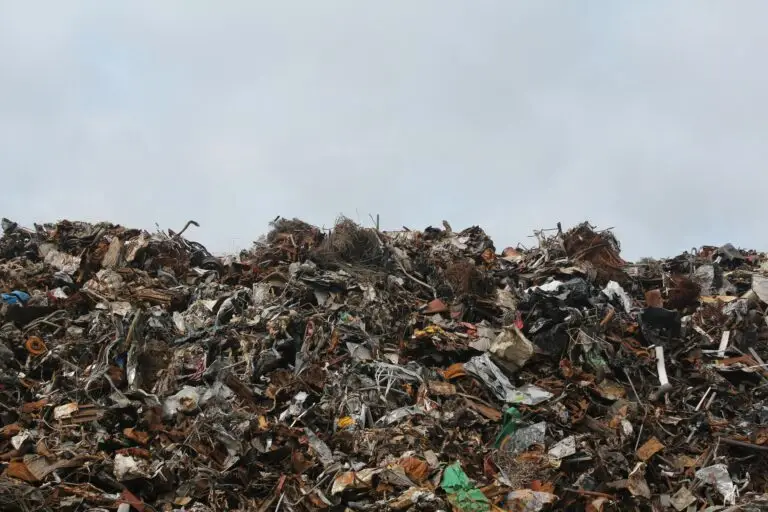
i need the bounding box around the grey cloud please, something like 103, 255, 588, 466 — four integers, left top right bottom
1, 1, 767, 259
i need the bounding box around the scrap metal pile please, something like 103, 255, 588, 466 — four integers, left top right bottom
1, 216, 768, 511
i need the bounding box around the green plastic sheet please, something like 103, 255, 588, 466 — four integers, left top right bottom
440, 462, 491, 512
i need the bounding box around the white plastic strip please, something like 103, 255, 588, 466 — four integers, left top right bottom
655, 346, 669, 386
717, 331, 730, 358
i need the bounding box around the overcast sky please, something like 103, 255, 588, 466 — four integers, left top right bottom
1, 2, 767, 260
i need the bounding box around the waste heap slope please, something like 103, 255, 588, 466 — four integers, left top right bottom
1, 215, 767, 511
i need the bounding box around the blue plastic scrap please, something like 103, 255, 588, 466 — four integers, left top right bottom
1, 290, 30, 305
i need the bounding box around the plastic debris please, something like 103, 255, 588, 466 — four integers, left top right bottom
113, 454, 149, 481
490, 325, 534, 369
602, 280, 633, 313
162, 386, 201, 417
441, 462, 491, 512
1, 290, 29, 305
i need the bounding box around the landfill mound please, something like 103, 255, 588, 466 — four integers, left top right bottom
1, 216, 768, 511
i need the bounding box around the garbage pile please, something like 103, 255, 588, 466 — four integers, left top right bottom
2, 216, 768, 511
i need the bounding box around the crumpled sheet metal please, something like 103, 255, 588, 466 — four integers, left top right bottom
499, 421, 546, 456
696, 464, 737, 505
464, 353, 553, 405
